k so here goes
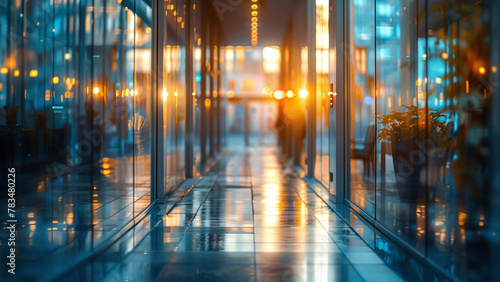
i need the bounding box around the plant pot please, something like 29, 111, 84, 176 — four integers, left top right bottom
391, 135, 428, 203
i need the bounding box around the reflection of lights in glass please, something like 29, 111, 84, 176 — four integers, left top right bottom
251, 4, 258, 9
435, 77, 442, 84
29, 70, 38, 77
364, 96, 373, 105
492, 66, 498, 73
145, 27, 152, 34
441, 52, 448, 60
205, 98, 211, 107
479, 67, 486, 75
251, 23, 258, 28
273, 90, 285, 100
251, 11, 258, 17
225, 46, 234, 73
416, 79, 422, 86
422, 54, 427, 60
251, 17, 258, 23
93, 87, 99, 94
226, 90, 235, 98
286, 90, 295, 99
263, 46, 280, 73
299, 89, 308, 97
45, 90, 51, 101
162, 89, 167, 100
192, 92, 196, 96
262, 86, 271, 95
14, 70, 20, 77
236, 46, 245, 72
52, 76, 59, 83
0, 67, 7, 74
174, 91, 178, 96
65, 52, 71, 60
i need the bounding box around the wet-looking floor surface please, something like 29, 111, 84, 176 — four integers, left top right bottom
70, 146, 402, 282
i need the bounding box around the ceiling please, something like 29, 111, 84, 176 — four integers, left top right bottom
213, 0, 302, 46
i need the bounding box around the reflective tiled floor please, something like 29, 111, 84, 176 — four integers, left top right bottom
72, 146, 402, 281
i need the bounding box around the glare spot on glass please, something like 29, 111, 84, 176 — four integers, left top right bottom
93, 87, 99, 95
299, 89, 308, 98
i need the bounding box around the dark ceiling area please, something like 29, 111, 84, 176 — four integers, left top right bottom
213, 0, 302, 46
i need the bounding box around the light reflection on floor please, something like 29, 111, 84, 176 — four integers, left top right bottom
0, 155, 151, 278
80, 146, 403, 282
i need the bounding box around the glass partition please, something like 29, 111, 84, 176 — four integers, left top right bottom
341, 0, 499, 279
347, 0, 376, 216
0, 0, 153, 273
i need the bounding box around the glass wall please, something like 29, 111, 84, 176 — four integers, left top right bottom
343, 0, 500, 279
347, 0, 376, 216
0, 0, 153, 276
162, 0, 187, 193
315, 0, 330, 186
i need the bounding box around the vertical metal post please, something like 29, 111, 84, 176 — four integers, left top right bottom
209, 18, 215, 158
200, 0, 207, 164
490, 0, 500, 280
185, 0, 194, 178
152, 0, 165, 201
307, 0, 317, 178
334, 0, 346, 201
216, 27, 222, 153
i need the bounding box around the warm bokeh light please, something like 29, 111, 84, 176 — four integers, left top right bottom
479, 67, 486, 75
52, 76, 59, 83
93, 87, 99, 94
299, 89, 308, 97
29, 70, 38, 77
226, 90, 235, 98
65, 52, 71, 60
493, 66, 498, 73
286, 90, 295, 99
251, 4, 258, 10
14, 69, 20, 77
262, 86, 271, 95
273, 90, 285, 100
0, 67, 7, 74
263, 46, 280, 73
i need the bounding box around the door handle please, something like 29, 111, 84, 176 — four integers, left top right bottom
328, 83, 336, 108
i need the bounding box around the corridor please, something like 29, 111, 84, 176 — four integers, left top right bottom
1, 0, 500, 281
67, 146, 402, 282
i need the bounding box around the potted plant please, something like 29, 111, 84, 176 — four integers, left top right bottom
377, 106, 454, 202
